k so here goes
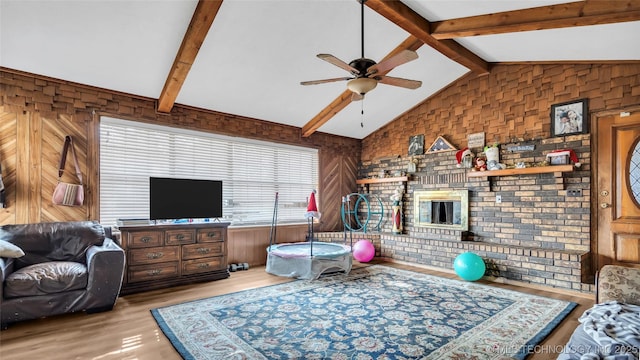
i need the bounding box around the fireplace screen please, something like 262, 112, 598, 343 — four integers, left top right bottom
414, 190, 469, 231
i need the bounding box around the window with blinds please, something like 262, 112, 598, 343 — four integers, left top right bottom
99, 117, 318, 227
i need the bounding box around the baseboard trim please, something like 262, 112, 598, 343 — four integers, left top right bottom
381, 257, 595, 300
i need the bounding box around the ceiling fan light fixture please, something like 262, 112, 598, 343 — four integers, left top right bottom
347, 77, 377, 95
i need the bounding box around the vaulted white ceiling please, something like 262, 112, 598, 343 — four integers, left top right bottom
2, 0, 639, 139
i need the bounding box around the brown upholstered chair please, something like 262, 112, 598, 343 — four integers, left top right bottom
0, 221, 125, 328
596, 264, 640, 305
558, 265, 640, 359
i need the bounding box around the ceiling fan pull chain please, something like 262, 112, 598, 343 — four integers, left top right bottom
361, 100, 365, 128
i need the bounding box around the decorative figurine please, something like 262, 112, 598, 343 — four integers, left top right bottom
391, 186, 403, 234
455, 147, 474, 169
473, 157, 487, 171
485, 144, 506, 170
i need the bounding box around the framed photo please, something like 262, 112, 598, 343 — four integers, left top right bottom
551, 98, 588, 137
408, 134, 424, 156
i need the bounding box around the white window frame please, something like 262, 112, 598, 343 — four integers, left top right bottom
99, 117, 318, 227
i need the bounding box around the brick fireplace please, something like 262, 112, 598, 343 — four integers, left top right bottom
356, 135, 593, 293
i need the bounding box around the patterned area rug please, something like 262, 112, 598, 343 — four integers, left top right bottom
151, 265, 576, 359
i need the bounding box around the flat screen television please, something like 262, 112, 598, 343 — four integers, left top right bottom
149, 177, 223, 221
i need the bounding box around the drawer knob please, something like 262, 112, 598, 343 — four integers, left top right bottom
140, 236, 151, 243
176, 234, 184, 240
147, 269, 162, 276
207, 232, 216, 238
197, 247, 210, 254
198, 263, 210, 269
146, 252, 163, 259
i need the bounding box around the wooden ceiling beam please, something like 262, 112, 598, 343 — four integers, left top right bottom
301, 36, 423, 138
157, 0, 223, 113
431, 0, 640, 39
364, 0, 490, 75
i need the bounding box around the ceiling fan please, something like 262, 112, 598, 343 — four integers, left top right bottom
300, 0, 422, 101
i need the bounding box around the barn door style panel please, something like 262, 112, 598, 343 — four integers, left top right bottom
319, 152, 358, 232
0, 108, 93, 225
40, 114, 91, 222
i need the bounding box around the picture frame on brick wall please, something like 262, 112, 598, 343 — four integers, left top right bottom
550, 98, 588, 137
408, 134, 424, 156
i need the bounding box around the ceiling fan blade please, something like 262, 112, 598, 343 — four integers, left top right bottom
366, 50, 419, 76
376, 75, 422, 89
317, 54, 360, 74
351, 92, 364, 102
300, 77, 353, 86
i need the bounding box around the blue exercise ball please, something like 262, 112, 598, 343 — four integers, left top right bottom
453, 252, 486, 281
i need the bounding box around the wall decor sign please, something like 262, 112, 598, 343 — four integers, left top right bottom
551, 98, 588, 137
467, 132, 485, 150
506, 144, 535, 152
408, 134, 425, 155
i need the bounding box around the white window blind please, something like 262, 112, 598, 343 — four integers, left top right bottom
99, 117, 318, 227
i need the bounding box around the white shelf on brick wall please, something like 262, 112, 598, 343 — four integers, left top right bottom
467, 164, 575, 189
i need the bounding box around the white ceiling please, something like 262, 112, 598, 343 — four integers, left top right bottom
2, 0, 639, 139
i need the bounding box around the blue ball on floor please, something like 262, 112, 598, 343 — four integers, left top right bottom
453, 252, 485, 281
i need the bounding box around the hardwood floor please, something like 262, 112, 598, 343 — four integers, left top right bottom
0, 261, 594, 360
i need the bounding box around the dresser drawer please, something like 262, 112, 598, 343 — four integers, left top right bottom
128, 262, 179, 283
182, 243, 223, 260
165, 230, 195, 245
182, 257, 225, 275
126, 231, 162, 248
197, 228, 225, 243
128, 246, 180, 265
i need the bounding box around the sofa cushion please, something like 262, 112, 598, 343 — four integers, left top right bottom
0, 239, 25, 258
0, 221, 105, 269
3, 261, 88, 298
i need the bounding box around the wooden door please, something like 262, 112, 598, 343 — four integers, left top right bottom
596, 110, 640, 269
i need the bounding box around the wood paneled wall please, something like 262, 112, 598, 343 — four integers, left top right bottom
0, 68, 360, 230
0, 110, 95, 224
227, 224, 308, 267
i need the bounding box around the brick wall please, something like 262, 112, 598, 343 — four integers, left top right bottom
355, 63, 640, 293
357, 135, 591, 292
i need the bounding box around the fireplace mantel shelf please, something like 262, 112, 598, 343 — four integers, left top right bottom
356, 176, 409, 185
466, 164, 574, 178
467, 164, 575, 190
356, 176, 408, 193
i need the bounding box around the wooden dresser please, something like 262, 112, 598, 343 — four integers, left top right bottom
117, 222, 230, 295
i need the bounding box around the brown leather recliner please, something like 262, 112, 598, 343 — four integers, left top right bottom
0, 221, 125, 328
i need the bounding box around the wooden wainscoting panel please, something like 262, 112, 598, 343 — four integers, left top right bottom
40, 114, 89, 222
0, 109, 18, 224
15, 111, 31, 223
228, 224, 307, 267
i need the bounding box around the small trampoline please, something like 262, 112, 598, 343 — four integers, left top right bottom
265, 191, 352, 280
266, 242, 352, 280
